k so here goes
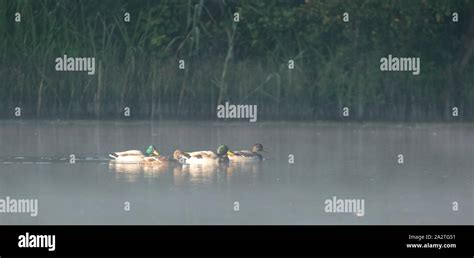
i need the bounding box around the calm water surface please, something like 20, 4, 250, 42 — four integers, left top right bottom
0, 120, 472, 224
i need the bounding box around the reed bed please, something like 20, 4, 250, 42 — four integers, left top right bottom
1, 0, 473, 121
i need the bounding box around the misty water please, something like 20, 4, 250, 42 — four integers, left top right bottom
0, 120, 472, 225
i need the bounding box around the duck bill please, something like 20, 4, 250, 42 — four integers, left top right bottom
227, 151, 235, 156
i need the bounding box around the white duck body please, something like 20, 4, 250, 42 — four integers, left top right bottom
180, 151, 221, 165
109, 150, 146, 164
174, 146, 230, 165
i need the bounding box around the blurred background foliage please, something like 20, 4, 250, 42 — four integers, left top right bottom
0, 0, 473, 120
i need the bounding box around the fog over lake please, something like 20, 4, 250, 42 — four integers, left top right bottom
0, 120, 472, 224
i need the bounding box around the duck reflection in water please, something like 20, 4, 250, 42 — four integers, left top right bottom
172, 162, 262, 187
109, 162, 171, 182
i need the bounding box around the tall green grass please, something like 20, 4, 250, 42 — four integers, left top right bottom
1, 0, 473, 121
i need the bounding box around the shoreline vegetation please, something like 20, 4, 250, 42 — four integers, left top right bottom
1, 0, 474, 121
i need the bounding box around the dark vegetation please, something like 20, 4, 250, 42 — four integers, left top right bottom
1, 0, 474, 121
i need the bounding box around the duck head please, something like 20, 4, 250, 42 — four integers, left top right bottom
216, 145, 229, 157
145, 145, 160, 157
251, 143, 265, 153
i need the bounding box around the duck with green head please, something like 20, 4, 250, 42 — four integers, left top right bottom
227, 143, 265, 162
174, 145, 230, 165
109, 145, 168, 164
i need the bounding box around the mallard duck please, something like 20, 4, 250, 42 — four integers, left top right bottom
109, 145, 171, 164
173, 145, 229, 165
227, 143, 265, 162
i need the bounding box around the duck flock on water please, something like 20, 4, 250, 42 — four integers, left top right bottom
109, 144, 266, 165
